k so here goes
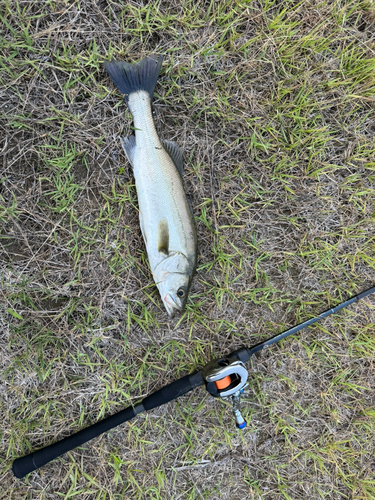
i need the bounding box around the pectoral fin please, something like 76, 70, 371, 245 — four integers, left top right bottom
158, 219, 169, 255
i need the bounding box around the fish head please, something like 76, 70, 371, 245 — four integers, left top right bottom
154, 253, 194, 317
160, 272, 192, 316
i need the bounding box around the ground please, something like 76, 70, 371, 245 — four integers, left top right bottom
1, 0, 375, 499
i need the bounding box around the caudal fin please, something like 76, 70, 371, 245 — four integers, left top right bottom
105, 54, 163, 105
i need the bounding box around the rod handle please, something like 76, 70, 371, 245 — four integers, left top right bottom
12, 405, 137, 478
12, 371, 204, 478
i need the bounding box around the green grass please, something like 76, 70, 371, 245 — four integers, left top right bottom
1, 0, 375, 498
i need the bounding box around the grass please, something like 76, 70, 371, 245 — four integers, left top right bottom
1, 0, 375, 498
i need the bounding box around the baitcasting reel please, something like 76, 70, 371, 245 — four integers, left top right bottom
202, 357, 249, 429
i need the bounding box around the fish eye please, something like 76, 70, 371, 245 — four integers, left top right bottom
177, 288, 185, 298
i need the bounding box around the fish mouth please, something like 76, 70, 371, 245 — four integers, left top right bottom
163, 293, 182, 317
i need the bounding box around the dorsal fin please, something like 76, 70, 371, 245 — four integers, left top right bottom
162, 140, 184, 178
187, 196, 194, 218
157, 219, 169, 255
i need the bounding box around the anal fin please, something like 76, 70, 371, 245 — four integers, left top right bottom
120, 135, 136, 168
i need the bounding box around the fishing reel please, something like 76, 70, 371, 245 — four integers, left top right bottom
202, 357, 249, 429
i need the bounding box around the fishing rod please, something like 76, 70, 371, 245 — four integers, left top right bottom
12, 286, 375, 478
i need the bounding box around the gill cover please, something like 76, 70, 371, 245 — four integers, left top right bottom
154, 253, 193, 316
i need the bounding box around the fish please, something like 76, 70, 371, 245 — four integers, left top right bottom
104, 54, 197, 317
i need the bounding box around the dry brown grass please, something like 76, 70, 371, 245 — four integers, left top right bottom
1, 0, 375, 498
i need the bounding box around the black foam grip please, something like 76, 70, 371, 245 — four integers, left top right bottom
12, 370, 204, 478
12, 405, 137, 478
143, 371, 204, 411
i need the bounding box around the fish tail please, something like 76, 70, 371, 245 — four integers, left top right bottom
104, 54, 163, 106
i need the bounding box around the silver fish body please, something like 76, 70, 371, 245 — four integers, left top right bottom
105, 56, 197, 316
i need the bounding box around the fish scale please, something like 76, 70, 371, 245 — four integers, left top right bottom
129, 91, 195, 263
